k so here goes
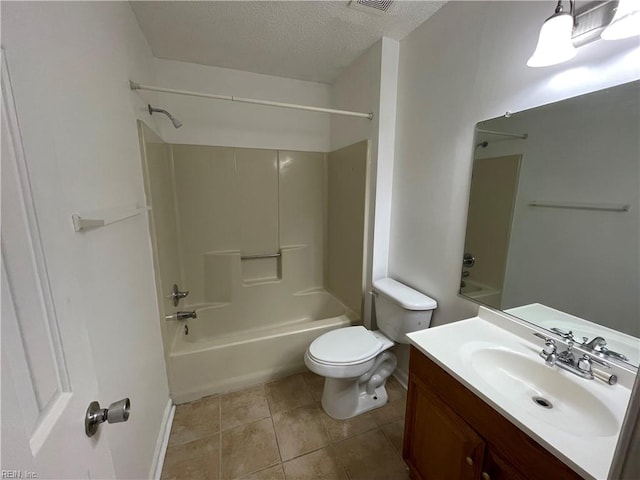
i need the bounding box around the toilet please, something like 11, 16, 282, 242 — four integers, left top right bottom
305, 277, 437, 420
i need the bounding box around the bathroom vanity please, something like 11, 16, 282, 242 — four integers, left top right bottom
402, 308, 634, 480
403, 346, 579, 479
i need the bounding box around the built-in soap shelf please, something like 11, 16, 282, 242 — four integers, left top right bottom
72, 205, 151, 232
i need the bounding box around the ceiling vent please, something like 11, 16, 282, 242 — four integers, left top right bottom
349, 0, 395, 15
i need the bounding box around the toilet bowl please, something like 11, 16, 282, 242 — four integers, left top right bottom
304, 327, 397, 419
305, 278, 437, 420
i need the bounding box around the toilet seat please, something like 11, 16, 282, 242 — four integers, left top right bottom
308, 326, 384, 365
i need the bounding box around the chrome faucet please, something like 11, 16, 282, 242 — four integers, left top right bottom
550, 329, 629, 362
165, 311, 197, 321
584, 336, 607, 350
533, 333, 616, 384
177, 311, 197, 320
557, 339, 576, 365
583, 336, 629, 362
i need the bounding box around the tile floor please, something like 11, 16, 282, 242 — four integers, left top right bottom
161, 372, 410, 480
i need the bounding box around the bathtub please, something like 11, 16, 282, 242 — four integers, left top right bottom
168, 289, 356, 403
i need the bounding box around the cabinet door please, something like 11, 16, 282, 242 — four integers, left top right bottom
404, 376, 485, 480
482, 449, 529, 480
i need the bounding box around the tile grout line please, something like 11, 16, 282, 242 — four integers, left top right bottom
310, 374, 354, 480
222, 382, 282, 479
302, 373, 334, 468
264, 382, 285, 477
268, 414, 284, 476
379, 422, 407, 466
219, 395, 223, 480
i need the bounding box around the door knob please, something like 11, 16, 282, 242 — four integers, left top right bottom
85, 398, 130, 437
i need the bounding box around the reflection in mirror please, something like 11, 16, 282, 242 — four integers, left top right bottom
461, 80, 640, 367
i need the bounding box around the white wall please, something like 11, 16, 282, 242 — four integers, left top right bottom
330, 37, 399, 327
152, 58, 331, 152
1, 3, 170, 478
390, 1, 640, 375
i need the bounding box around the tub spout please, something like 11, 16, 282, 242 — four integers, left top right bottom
177, 311, 197, 320
165, 311, 197, 321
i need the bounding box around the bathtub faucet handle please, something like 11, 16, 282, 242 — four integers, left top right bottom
169, 284, 190, 307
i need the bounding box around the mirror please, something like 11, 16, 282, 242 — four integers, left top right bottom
461, 80, 640, 367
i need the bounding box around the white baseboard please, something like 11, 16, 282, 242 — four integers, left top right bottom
171, 363, 307, 404
150, 399, 175, 480
393, 369, 408, 390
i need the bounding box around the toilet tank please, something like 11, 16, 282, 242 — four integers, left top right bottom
372, 278, 437, 344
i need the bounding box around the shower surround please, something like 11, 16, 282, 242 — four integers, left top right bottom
139, 123, 367, 402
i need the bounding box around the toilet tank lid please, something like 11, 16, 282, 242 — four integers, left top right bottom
372, 278, 437, 311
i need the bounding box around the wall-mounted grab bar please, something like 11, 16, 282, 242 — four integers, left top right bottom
528, 201, 630, 212
240, 252, 281, 260
476, 128, 528, 139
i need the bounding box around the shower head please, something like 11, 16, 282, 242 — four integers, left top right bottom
148, 104, 182, 128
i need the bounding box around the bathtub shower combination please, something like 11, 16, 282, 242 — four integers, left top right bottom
139, 123, 368, 403
170, 247, 356, 402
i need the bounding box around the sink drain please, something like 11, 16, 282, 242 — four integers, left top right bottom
532, 396, 553, 409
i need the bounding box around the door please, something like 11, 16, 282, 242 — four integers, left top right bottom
404, 375, 485, 480
1, 49, 114, 479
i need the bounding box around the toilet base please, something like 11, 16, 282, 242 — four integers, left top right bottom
320, 378, 390, 420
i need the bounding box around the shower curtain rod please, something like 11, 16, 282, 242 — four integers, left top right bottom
129, 81, 374, 120
476, 128, 528, 139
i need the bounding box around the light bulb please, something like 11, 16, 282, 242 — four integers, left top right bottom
528, 13, 577, 68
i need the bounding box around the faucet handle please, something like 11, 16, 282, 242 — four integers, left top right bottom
577, 354, 611, 373
577, 355, 593, 373
534, 333, 558, 365
534, 333, 557, 350
542, 339, 557, 356
169, 284, 190, 307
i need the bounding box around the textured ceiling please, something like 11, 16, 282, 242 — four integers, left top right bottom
130, 1, 445, 84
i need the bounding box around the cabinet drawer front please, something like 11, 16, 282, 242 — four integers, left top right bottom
405, 376, 485, 479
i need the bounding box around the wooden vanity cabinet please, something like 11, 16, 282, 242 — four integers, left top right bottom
403, 346, 582, 480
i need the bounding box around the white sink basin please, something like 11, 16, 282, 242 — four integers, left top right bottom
464, 345, 619, 437
407, 307, 633, 480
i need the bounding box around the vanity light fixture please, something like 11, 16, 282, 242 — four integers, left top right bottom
527, 0, 640, 68
527, 0, 577, 68
601, 0, 640, 40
